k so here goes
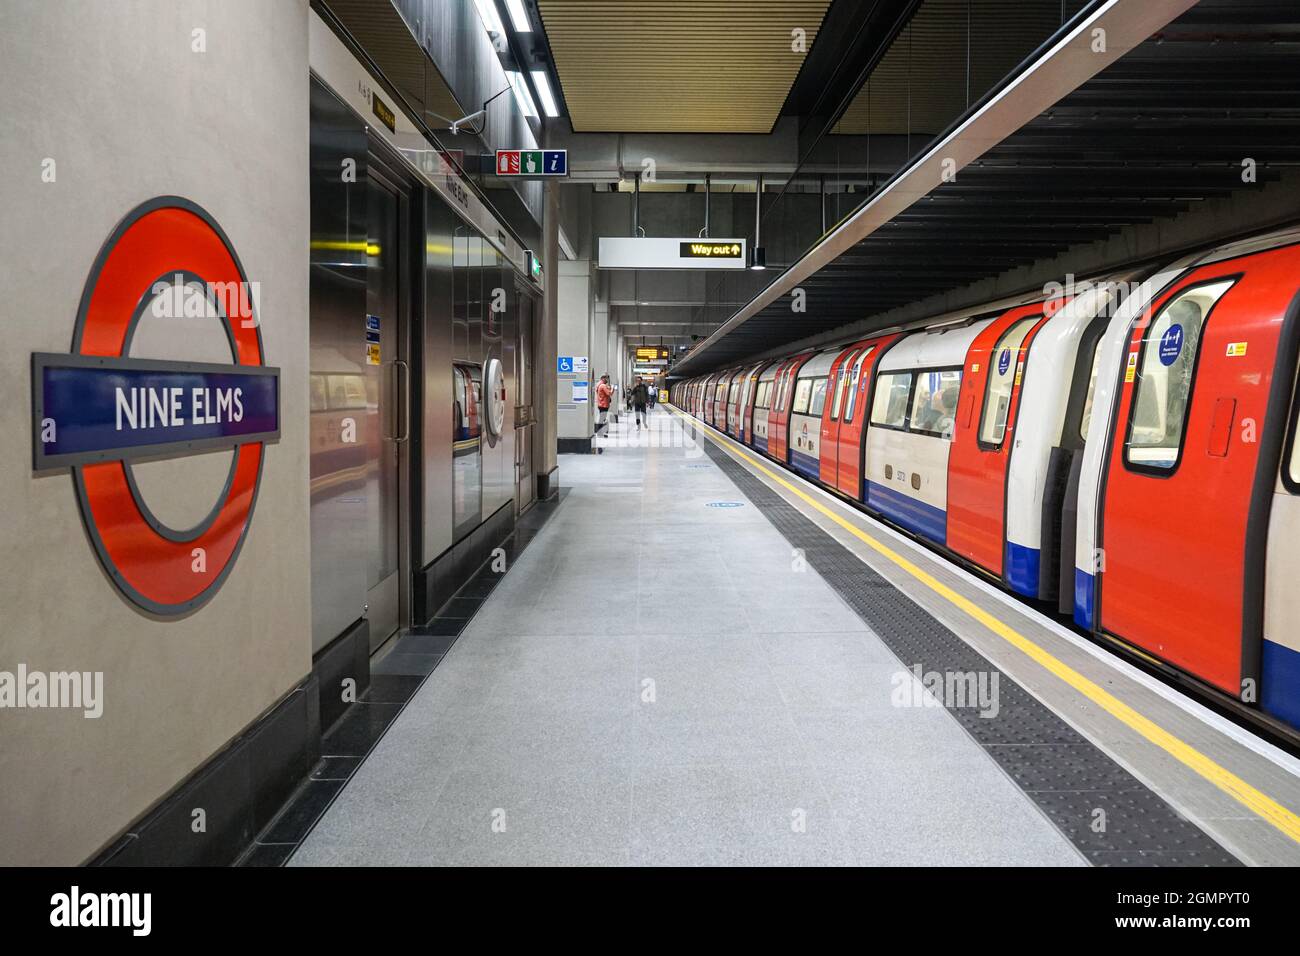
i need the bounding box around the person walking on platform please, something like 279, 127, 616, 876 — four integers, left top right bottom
630, 377, 649, 429
595, 374, 613, 430
647, 385, 657, 413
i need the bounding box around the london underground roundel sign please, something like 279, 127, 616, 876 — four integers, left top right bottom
30, 197, 280, 616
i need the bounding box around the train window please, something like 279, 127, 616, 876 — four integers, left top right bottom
807, 378, 829, 417
830, 351, 860, 420
978, 318, 1037, 447
842, 347, 875, 424
1288, 412, 1300, 490
1079, 336, 1105, 441
791, 378, 814, 415
453, 365, 483, 441
910, 369, 963, 439
870, 372, 913, 428
1125, 279, 1234, 472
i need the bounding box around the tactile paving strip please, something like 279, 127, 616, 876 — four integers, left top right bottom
687, 419, 1241, 867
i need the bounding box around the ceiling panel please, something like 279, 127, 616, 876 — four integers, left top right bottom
537, 0, 832, 132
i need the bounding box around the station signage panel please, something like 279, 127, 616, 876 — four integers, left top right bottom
635, 347, 669, 361
31, 197, 279, 616
495, 149, 567, 177
679, 241, 743, 260
598, 237, 748, 271
33, 357, 279, 465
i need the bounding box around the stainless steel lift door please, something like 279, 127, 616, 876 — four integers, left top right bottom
364, 171, 409, 650
516, 290, 537, 511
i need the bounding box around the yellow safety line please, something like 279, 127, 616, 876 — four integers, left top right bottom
669, 406, 1300, 844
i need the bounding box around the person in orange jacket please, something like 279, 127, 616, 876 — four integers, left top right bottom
595, 374, 613, 430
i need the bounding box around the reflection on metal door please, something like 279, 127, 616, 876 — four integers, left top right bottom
364, 172, 408, 650
516, 291, 537, 510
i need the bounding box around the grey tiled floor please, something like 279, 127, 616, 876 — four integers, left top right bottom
290, 412, 1084, 866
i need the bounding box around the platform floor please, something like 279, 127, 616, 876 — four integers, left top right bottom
291, 409, 1097, 866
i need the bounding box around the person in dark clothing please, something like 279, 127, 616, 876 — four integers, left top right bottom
630, 377, 650, 429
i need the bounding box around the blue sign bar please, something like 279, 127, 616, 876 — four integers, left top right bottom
32, 354, 280, 469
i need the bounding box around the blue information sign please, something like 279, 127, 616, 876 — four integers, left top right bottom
32, 354, 280, 468
543, 150, 567, 175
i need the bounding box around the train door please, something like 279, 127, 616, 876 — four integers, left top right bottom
363, 162, 412, 650
946, 304, 1046, 588
1097, 249, 1299, 695
838, 337, 894, 499
727, 371, 744, 439
515, 287, 537, 512
820, 346, 860, 488
751, 364, 779, 452
1264, 357, 1300, 727
771, 355, 810, 463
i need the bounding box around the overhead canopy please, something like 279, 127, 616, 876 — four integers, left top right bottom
673, 0, 1300, 375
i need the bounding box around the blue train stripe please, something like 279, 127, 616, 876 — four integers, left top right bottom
1004, 541, 1041, 598
865, 480, 946, 545
790, 449, 820, 480
1073, 568, 1096, 630
752, 433, 768, 453
1262, 640, 1300, 729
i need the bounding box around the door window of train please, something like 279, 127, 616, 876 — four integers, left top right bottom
1079, 335, 1105, 441
910, 370, 963, 439
870, 372, 913, 428
830, 351, 861, 420
978, 318, 1037, 448
791, 378, 814, 415
842, 347, 876, 423
1125, 279, 1235, 472
807, 378, 830, 418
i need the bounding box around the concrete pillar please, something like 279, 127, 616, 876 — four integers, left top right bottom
536, 178, 560, 497
557, 258, 595, 451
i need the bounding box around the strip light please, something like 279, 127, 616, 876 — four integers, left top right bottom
530, 70, 559, 117
504, 0, 533, 32
507, 71, 538, 118
473, 0, 506, 40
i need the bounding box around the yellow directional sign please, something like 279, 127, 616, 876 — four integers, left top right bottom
679, 241, 744, 259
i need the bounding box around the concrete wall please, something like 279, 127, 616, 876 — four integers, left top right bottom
0, 0, 312, 864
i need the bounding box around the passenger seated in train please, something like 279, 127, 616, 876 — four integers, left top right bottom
915, 384, 959, 437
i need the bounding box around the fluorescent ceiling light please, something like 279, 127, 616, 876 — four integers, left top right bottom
473, 0, 506, 40
507, 71, 538, 118
530, 70, 559, 117
504, 0, 532, 32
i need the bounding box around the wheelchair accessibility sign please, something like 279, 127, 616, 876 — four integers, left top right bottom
557, 356, 588, 374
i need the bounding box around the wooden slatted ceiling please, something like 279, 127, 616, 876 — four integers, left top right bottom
537, 0, 832, 133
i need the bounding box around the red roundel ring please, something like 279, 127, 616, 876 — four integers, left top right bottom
71, 197, 269, 616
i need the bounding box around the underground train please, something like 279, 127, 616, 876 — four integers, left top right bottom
672, 229, 1300, 736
